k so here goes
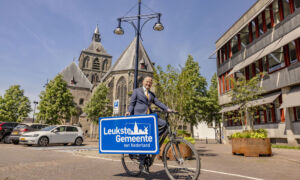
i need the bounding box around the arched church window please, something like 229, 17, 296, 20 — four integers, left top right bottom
108, 80, 114, 103
91, 74, 95, 83
102, 59, 108, 71
83, 56, 89, 68
116, 77, 127, 116
93, 58, 100, 70
79, 98, 84, 105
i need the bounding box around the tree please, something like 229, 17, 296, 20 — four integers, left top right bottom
153, 65, 180, 129
84, 83, 112, 123
37, 74, 76, 125
205, 73, 221, 123
229, 75, 265, 130
0, 85, 31, 122
177, 55, 207, 134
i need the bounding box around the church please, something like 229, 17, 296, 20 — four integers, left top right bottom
59, 25, 155, 137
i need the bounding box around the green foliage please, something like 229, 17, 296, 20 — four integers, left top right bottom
229, 75, 265, 129
37, 74, 76, 125
153, 55, 208, 132
0, 85, 31, 122
271, 144, 300, 150
230, 129, 268, 139
204, 73, 221, 124
153, 64, 180, 129
84, 83, 112, 123
177, 55, 207, 127
163, 136, 196, 145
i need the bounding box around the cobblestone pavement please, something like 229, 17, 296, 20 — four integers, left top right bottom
0, 141, 299, 180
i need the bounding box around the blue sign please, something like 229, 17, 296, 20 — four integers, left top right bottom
99, 114, 159, 154
113, 100, 119, 108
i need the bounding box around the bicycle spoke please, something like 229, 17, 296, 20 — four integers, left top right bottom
163, 139, 200, 180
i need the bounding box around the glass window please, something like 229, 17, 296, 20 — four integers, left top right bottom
273, 0, 281, 25
283, 0, 291, 17
255, 61, 261, 75
57, 126, 66, 132
251, 21, 257, 39
259, 110, 265, 123
258, 14, 264, 35
231, 35, 239, 56
268, 47, 285, 72
239, 26, 249, 48
296, 106, 300, 121
66, 126, 78, 132
295, 0, 300, 9
265, 8, 272, 29
288, 41, 297, 64
267, 108, 273, 123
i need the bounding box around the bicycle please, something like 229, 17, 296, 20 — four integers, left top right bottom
121, 110, 201, 180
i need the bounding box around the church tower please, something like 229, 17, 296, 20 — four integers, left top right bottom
78, 25, 112, 85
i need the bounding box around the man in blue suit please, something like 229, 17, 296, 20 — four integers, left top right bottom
125, 76, 172, 135
125, 76, 172, 171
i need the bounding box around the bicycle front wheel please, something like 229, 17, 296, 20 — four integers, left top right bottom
163, 138, 201, 180
121, 154, 142, 176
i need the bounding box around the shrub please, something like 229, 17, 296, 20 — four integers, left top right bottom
163, 136, 196, 144
230, 129, 268, 139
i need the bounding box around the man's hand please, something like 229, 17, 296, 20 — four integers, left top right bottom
167, 109, 173, 113
125, 112, 131, 116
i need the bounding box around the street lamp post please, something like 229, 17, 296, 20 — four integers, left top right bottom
32, 101, 38, 123
114, 0, 164, 89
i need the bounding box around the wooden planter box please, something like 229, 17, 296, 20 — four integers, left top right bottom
157, 143, 192, 160
232, 138, 272, 157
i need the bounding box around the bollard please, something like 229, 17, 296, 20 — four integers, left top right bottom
206, 137, 208, 144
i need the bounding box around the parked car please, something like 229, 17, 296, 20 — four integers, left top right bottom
9, 123, 48, 144
19, 125, 84, 146
0, 122, 19, 143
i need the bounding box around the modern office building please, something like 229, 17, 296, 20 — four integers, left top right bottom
214, 0, 300, 145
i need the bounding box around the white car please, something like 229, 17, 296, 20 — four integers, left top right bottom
19, 125, 84, 146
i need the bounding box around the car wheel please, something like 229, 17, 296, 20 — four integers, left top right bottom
13, 140, 19, 145
38, 137, 49, 147
4, 136, 10, 144
74, 137, 83, 146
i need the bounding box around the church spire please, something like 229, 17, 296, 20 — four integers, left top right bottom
92, 24, 101, 42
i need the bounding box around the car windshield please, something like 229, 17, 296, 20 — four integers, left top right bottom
40, 126, 56, 131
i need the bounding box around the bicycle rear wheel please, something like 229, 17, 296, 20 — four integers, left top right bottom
121, 154, 142, 176
163, 138, 201, 180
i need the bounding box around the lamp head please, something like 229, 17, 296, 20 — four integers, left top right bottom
153, 13, 164, 31
153, 22, 164, 31
114, 27, 124, 35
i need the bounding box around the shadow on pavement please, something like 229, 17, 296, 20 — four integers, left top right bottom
197, 147, 218, 157
114, 169, 169, 180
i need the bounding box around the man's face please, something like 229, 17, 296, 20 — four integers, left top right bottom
143, 77, 152, 90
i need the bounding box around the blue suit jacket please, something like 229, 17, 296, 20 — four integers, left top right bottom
127, 87, 168, 115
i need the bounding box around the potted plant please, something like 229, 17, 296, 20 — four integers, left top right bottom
227, 75, 272, 157
230, 129, 272, 157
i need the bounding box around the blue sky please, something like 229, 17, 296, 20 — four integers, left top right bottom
0, 0, 256, 111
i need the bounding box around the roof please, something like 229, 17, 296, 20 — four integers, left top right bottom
60, 62, 93, 90
102, 37, 154, 81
